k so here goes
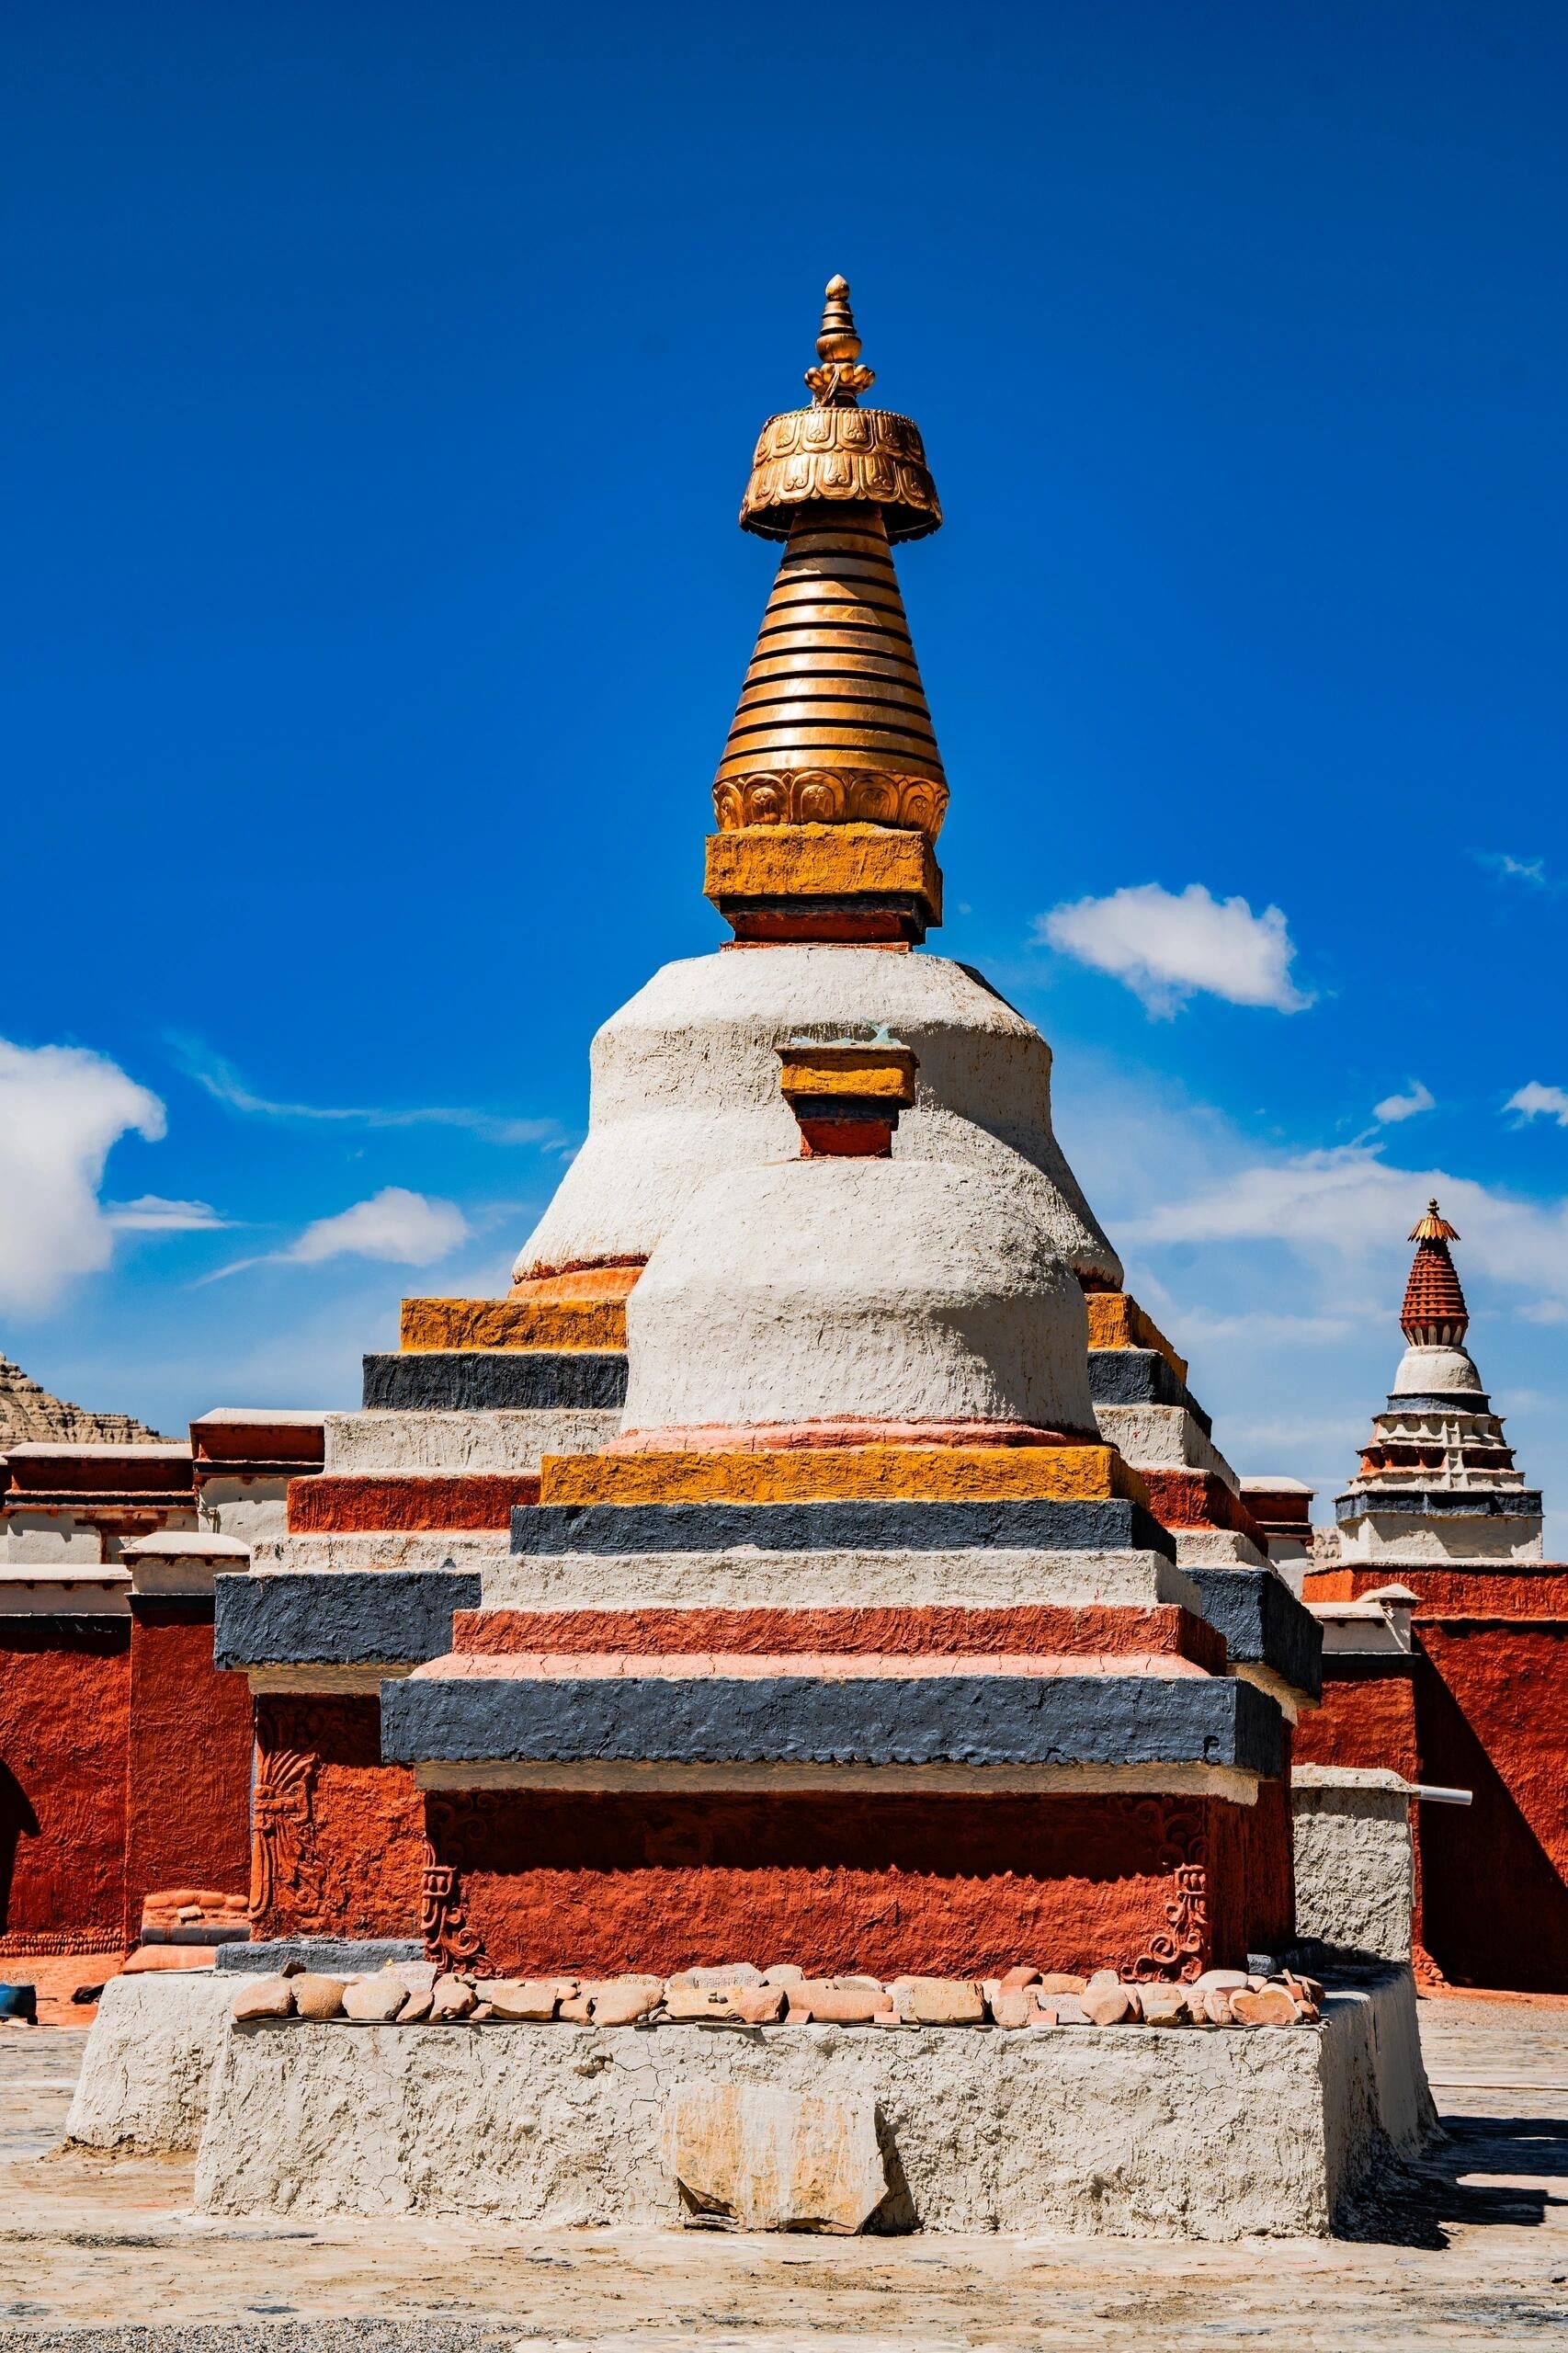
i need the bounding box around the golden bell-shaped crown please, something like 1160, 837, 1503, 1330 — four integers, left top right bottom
738, 276, 942, 544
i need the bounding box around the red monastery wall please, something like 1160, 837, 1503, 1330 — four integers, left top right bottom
123, 1599, 253, 1943
1293, 1666, 1422, 1783
0, 1620, 129, 1951
1415, 1620, 1568, 1991
1299, 1564, 1568, 1990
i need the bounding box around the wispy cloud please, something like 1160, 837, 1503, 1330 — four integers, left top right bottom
1127, 1141, 1568, 1310
106, 1195, 231, 1233
173, 1042, 568, 1151
1372, 1078, 1435, 1125
1473, 850, 1551, 890
1037, 882, 1311, 1016
205, 1186, 469, 1282
1506, 1082, 1568, 1130
1048, 1053, 1568, 1548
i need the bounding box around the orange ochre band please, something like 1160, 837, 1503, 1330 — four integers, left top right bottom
539, 1443, 1147, 1510
401, 1297, 628, 1353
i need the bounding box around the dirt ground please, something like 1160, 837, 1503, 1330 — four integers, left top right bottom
0, 1984, 1563, 2351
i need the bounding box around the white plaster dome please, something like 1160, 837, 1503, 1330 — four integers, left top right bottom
513, 946, 1122, 1289
1391, 1343, 1484, 1398
619, 1155, 1097, 1441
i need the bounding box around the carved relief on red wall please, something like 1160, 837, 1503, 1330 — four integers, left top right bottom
1124, 1802, 1210, 1983
419, 1796, 490, 1973
249, 1736, 328, 1934
414, 1787, 1236, 1979
248, 1695, 427, 1943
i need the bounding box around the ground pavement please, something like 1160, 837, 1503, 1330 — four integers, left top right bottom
0, 1988, 1563, 2351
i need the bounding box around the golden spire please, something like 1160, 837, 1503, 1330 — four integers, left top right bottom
1402, 1202, 1468, 1344
713, 277, 948, 846
1409, 1199, 1460, 1243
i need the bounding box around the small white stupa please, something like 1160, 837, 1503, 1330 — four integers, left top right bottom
1332, 1203, 1543, 1565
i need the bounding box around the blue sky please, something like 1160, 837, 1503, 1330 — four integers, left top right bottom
3, 4, 1564, 1538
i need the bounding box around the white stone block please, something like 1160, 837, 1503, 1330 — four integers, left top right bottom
481, 1545, 1201, 1615
249, 1533, 506, 1575
1094, 1404, 1240, 1487
324, 1410, 620, 1475
664, 2082, 891, 2232
66, 1972, 235, 2151
1291, 1768, 1415, 1962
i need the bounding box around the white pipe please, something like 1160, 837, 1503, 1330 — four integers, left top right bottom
1412, 1784, 1472, 1805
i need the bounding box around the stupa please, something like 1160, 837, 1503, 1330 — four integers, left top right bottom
78, 277, 1437, 2236
1327, 1203, 1543, 1565
382, 285, 1307, 1973
213, 280, 1306, 1958
1299, 1207, 1568, 1989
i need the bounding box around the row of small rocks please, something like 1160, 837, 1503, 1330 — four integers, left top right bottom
232, 1959, 1323, 2030
142, 1886, 250, 1928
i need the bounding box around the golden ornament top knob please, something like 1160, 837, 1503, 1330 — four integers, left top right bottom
816, 276, 863, 367
805, 273, 877, 407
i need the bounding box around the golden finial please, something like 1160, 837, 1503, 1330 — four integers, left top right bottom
805, 276, 876, 405
805, 275, 876, 405
1409, 1199, 1460, 1243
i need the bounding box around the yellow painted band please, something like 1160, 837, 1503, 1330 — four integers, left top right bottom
778, 1059, 916, 1103
1084, 1294, 1188, 1384
401, 1298, 628, 1353
540, 1444, 1147, 1510
704, 824, 942, 916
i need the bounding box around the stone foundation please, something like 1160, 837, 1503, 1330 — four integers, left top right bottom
187, 1966, 1430, 2237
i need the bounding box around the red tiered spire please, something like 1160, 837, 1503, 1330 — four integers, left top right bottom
1400, 1200, 1469, 1346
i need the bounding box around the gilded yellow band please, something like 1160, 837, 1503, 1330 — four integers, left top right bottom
400, 1298, 628, 1354
704, 824, 942, 916
540, 1444, 1146, 1510
1084, 1294, 1188, 1383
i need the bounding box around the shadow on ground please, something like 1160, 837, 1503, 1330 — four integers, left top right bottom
1339, 2111, 1568, 2248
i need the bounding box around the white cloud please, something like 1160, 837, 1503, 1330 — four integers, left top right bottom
105, 1195, 230, 1233
0, 1039, 168, 1313
1506, 1082, 1568, 1129
284, 1189, 468, 1267
1128, 1142, 1568, 1308
1044, 1050, 1568, 1552
1373, 1079, 1435, 1124
207, 1187, 469, 1281
1038, 883, 1310, 1015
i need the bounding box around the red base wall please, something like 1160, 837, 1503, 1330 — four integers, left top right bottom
124, 1600, 253, 1942
420, 1789, 1278, 1983
250, 1694, 426, 1941
0, 1620, 130, 1951
1415, 1621, 1568, 1991
1297, 1629, 1568, 1992
1293, 1666, 1421, 1782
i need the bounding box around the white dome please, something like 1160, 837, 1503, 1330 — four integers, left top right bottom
620, 1156, 1097, 1440
1391, 1343, 1483, 1398
514, 947, 1121, 1288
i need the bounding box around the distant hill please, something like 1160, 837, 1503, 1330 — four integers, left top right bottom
0, 1350, 171, 1447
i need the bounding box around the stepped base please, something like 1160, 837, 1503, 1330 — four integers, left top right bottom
186, 1965, 1430, 2237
